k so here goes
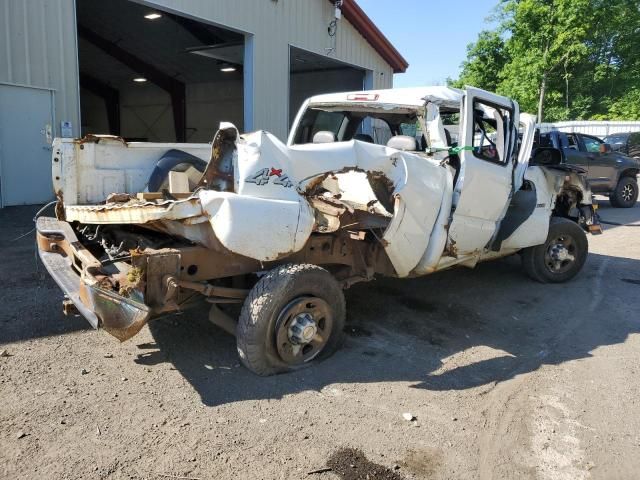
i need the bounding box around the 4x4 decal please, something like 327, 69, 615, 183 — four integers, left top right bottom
245, 167, 293, 188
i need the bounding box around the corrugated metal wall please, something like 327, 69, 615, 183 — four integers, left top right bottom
140, 0, 394, 139
0, 0, 80, 137
0, 0, 394, 141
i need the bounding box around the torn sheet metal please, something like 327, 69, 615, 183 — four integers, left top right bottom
197, 122, 238, 191
65, 197, 204, 224
81, 282, 151, 342
64, 129, 451, 275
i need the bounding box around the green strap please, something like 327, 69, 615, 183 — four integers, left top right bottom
428, 145, 475, 155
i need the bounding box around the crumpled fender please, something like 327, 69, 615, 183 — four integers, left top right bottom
198, 190, 314, 261
232, 130, 451, 276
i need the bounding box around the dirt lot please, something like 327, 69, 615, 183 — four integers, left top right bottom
1, 200, 639, 480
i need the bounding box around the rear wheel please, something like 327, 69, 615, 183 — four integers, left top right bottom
521, 217, 588, 283
610, 176, 638, 208
236, 264, 345, 376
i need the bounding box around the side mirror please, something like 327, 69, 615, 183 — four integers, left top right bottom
531, 147, 562, 166
599, 143, 612, 153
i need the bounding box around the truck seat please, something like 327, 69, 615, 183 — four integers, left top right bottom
313, 131, 337, 143
387, 135, 418, 151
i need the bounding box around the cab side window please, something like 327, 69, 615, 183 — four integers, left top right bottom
629, 133, 640, 157
582, 135, 603, 153
472, 101, 513, 165
565, 134, 579, 150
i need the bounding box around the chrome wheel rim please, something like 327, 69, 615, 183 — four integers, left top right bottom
622, 184, 634, 202
544, 235, 577, 274
275, 297, 333, 365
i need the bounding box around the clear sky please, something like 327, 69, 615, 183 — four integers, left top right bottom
356, 0, 500, 87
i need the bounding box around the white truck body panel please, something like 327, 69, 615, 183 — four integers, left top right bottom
54, 86, 594, 280
37, 85, 602, 353
61, 130, 450, 272
448, 87, 520, 256
53, 136, 211, 205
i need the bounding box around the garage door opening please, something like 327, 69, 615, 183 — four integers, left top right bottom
289, 47, 365, 127
77, 0, 245, 142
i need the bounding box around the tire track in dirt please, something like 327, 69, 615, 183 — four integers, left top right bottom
477, 256, 610, 479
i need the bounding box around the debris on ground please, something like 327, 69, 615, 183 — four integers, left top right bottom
326, 448, 405, 480
80, 368, 89, 375
0, 349, 10, 357
154, 473, 202, 480
402, 413, 415, 422
307, 467, 332, 475
16, 431, 26, 439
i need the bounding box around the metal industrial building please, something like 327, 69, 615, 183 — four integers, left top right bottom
0, 0, 407, 206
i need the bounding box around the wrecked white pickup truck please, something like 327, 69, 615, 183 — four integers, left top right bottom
38, 86, 601, 375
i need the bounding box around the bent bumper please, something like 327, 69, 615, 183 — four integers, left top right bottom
36, 216, 151, 340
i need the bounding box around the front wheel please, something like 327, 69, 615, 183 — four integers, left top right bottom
521, 217, 588, 283
236, 264, 346, 376
610, 176, 638, 208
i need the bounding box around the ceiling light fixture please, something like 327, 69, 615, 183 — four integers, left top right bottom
133, 77, 147, 83
144, 12, 162, 20
220, 65, 236, 72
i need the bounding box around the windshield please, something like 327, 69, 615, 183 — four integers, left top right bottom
292, 106, 422, 147
603, 134, 628, 145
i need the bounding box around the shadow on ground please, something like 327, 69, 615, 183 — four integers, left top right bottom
137, 202, 640, 405
144, 245, 640, 406
143, 202, 639, 406
594, 195, 640, 230
3, 204, 639, 407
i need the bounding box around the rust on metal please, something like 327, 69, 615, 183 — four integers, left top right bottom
178, 279, 249, 299
62, 299, 79, 316
86, 284, 151, 342
74, 134, 127, 145
106, 192, 135, 203
55, 190, 66, 221
197, 126, 236, 191
445, 238, 458, 258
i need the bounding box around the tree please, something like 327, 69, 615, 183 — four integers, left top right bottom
451, 0, 640, 121
455, 31, 508, 92
585, 0, 640, 118
497, 0, 591, 122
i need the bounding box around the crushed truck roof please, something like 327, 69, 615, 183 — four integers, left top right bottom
305, 86, 464, 109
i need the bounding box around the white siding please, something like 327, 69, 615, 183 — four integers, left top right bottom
140, 0, 394, 138
0, 0, 80, 137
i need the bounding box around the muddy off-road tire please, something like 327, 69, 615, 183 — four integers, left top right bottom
521, 217, 588, 283
236, 264, 346, 376
610, 176, 638, 208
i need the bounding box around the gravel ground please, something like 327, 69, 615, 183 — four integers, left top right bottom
1, 199, 639, 480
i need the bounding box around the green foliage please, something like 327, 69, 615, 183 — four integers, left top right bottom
602, 88, 640, 120
452, 0, 640, 121
456, 31, 508, 92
